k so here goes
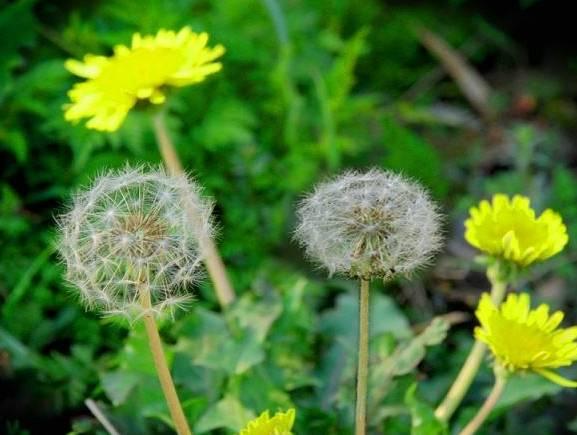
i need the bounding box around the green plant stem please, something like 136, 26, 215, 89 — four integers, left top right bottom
140, 288, 193, 435
355, 278, 370, 435
459, 372, 507, 435
151, 111, 236, 308
434, 263, 507, 422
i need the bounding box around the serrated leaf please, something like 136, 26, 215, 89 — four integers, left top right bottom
229, 294, 282, 342
393, 317, 449, 376
176, 307, 265, 375
420, 318, 450, 346
394, 341, 427, 376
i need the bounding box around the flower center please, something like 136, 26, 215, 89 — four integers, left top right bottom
490, 315, 557, 369
97, 47, 184, 96
111, 212, 169, 259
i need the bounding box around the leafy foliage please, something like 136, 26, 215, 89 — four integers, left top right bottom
2, 0, 577, 433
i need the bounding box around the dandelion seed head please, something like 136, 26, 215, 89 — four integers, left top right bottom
58, 166, 213, 319
295, 169, 443, 279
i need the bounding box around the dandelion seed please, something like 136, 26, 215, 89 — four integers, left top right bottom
295, 169, 443, 433
58, 166, 213, 319
294, 169, 443, 279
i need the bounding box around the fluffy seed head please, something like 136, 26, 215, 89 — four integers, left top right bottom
58, 166, 213, 319
295, 169, 443, 279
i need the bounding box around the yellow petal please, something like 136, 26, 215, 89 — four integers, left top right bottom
535, 368, 577, 388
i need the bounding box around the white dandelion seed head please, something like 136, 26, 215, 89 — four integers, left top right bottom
57, 165, 214, 319
294, 169, 443, 280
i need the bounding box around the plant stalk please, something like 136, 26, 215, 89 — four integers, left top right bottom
355, 278, 370, 435
152, 111, 236, 308
459, 372, 506, 435
140, 288, 192, 435
435, 263, 507, 421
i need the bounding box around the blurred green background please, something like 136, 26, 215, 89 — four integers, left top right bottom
2, 0, 577, 433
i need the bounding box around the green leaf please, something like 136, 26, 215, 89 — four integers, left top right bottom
319, 292, 412, 344
0, 128, 27, 162
0, 326, 40, 369
419, 318, 450, 347
194, 99, 257, 151
228, 294, 283, 342
100, 370, 140, 406
0, 0, 37, 94
405, 384, 447, 435
494, 372, 562, 412
0, 184, 30, 237
393, 341, 427, 377
382, 115, 448, 198
176, 307, 265, 375
393, 317, 449, 376
100, 323, 168, 419
195, 394, 255, 433
325, 28, 369, 111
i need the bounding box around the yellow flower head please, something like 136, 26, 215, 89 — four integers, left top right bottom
239, 409, 295, 435
475, 292, 577, 387
465, 194, 568, 267
64, 27, 225, 132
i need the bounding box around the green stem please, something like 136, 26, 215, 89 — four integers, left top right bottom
459, 370, 507, 435
355, 278, 370, 435
151, 111, 236, 308
434, 263, 507, 422
139, 287, 192, 435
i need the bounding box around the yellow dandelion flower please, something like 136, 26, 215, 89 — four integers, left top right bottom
64, 27, 225, 132
464, 194, 568, 266
239, 409, 295, 435
475, 292, 577, 387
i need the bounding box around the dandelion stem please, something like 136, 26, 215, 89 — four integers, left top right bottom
140, 288, 192, 435
434, 263, 507, 422
151, 110, 236, 308
355, 278, 370, 435
459, 371, 506, 435
152, 110, 184, 174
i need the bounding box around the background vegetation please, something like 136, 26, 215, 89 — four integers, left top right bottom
2, 0, 577, 433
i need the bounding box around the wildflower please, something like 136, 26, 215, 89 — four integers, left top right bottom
465, 194, 568, 267
58, 166, 213, 319
475, 292, 577, 387
64, 27, 225, 132
294, 169, 443, 279
239, 409, 295, 435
